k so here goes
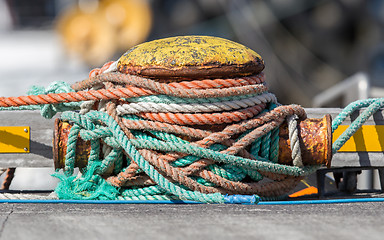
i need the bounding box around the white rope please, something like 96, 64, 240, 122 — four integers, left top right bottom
80, 100, 95, 115
0, 192, 58, 200
103, 61, 118, 73
287, 114, 303, 167
116, 93, 277, 114
79, 61, 118, 114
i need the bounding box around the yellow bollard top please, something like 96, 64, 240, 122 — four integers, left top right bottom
117, 35, 264, 80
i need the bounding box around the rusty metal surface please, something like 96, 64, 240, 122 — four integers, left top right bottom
117, 35, 264, 80
53, 116, 331, 169
2, 109, 384, 169
278, 115, 332, 167
53, 119, 90, 170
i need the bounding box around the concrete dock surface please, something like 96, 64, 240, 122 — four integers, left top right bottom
0, 202, 383, 240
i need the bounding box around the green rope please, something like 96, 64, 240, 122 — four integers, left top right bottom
332, 98, 384, 154
0, 81, 322, 203
54, 97, 384, 203
60, 111, 225, 203
54, 109, 318, 203
53, 163, 119, 200
65, 111, 314, 176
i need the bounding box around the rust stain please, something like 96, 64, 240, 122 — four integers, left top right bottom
53, 119, 91, 170
278, 115, 332, 167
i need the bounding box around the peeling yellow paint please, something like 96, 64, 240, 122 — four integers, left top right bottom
0, 126, 30, 153
118, 35, 263, 68
333, 125, 384, 152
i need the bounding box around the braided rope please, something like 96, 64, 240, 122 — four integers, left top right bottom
287, 115, 303, 167
1, 168, 16, 190
136, 104, 266, 125
116, 93, 277, 114
0, 193, 58, 200
332, 98, 384, 153
0, 59, 314, 203
167, 74, 265, 89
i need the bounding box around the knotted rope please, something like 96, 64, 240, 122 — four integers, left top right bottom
0, 61, 318, 203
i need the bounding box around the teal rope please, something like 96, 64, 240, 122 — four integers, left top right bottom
332, 98, 384, 153
0, 80, 302, 204
122, 185, 166, 197
64, 124, 80, 175
171, 144, 227, 167
270, 128, 279, 163
332, 98, 379, 132
128, 138, 317, 176
56, 97, 384, 203
65, 112, 314, 177
61, 111, 225, 203
53, 163, 120, 200
59, 110, 312, 203
97, 148, 123, 174
207, 164, 247, 182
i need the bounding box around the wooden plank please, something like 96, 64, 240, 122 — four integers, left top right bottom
0, 111, 54, 168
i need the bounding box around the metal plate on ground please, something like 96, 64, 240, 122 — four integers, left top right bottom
0, 126, 30, 153
0, 111, 55, 168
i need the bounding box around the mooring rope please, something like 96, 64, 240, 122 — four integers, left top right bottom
0, 59, 312, 203
287, 115, 303, 167
1, 59, 380, 203
332, 98, 384, 154
14, 58, 384, 203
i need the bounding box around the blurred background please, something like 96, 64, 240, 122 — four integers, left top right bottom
0, 0, 383, 192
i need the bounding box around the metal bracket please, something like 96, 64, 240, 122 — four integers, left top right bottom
0, 126, 30, 153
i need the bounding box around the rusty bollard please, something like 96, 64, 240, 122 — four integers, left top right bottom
53, 115, 332, 170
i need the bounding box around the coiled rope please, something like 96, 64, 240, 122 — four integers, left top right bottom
0, 60, 338, 203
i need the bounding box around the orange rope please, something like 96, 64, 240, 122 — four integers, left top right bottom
0, 73, 267, 108
0, 88, 153, 107
88, 61, 115, 78
121, 118, 211, 139
136, 104, 266, 125
167, 73, 265, 89
72, 72, 267, 97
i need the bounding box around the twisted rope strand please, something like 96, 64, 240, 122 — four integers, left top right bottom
137, 104, 266, 125
287, 115, 303, 167
0, 57, 319, 203
73, 72, 268, 98
167, 73, 265, 89
116, 93, 277, 114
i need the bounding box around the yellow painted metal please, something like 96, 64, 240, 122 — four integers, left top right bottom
0, 126, 30, 153
333, 125, 384, 152
118, 35, 263, 68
